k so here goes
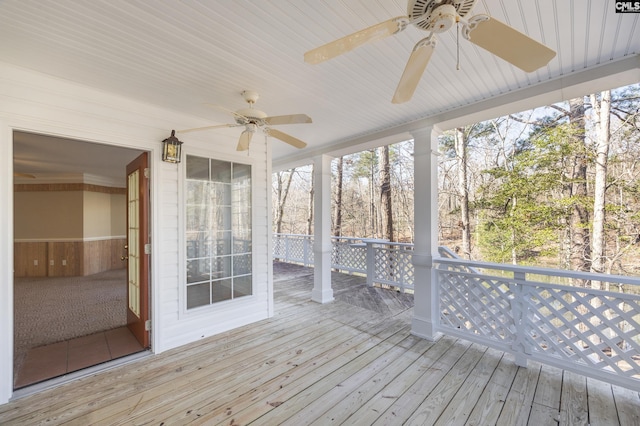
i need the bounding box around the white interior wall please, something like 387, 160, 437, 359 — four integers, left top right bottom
0, 62, 273, 404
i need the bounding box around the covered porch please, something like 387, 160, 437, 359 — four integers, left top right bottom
0, 262, 637, 425
2, 0, 640, 409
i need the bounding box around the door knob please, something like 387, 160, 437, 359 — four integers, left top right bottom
121, 255, 128, 261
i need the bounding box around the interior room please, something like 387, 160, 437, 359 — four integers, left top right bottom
13, 132, 146, 387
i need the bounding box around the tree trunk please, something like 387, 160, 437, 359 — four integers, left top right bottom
379, 146, 394, 242
369, 149, 377, 238
333, 156, 343, 237
568, 97, 591, 275
591, 90, 611, 282
455, 127, 471, 259
511, 196, 518, 265
274, 169, 295, 234
307, 164, 314, 235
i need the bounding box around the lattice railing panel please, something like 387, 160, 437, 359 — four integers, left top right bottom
272, 235, 285, 258
524, 283, 640, 380
436, 257, 640, 389
373, 247, 414, 289
272, 234, 313, 265
439, 270, 515, 345
332, 241, 366, 273
286, 238, 306, 262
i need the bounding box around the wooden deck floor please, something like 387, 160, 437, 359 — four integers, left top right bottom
1, 262, 638, 425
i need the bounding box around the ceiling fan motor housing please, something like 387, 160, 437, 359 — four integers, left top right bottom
235, 107, 267, 124
235, 90, 268, 125
408, 0, 477, 31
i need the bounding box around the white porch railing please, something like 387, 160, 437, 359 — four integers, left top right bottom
437, 258, 640, 391
273, 233, 640, 390
273, 233, 315, 267
273, 233, 415, 291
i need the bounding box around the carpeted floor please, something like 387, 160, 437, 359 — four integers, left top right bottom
13, 269, 128, 377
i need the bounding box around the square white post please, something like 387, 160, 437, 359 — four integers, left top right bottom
411, 126, 441, 341
365, 240, 375, 286
312, 154, 334, 303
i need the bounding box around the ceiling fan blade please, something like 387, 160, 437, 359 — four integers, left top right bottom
203, 102, 250, 124
236, 130, 253, 151
178, 123, 239, 134
392, 37, 436, 104
304, 16, 409, 64
467, 17, 556, 72
267, 128, 307, 149
264, 114, 312, 126
14, 172, 36, 179
203, 102, 244, 117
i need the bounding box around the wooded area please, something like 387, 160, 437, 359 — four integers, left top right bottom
273, 83, 640, 276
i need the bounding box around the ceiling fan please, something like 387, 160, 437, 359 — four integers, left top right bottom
305, 0, 556, 104
179, 90, 312, 151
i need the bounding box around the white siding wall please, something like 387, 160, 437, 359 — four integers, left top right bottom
0, 62, 273, 404
157, 139, 272, 351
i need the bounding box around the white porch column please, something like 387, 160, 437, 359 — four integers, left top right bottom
0, 123, 13, 404
311, 154, 334, 304
411, 126, 441, 340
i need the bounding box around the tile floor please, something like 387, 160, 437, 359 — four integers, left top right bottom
14, 326, 144, 389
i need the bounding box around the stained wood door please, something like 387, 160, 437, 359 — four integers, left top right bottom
126, 152, 150, 348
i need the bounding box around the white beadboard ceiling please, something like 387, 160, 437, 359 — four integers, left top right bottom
2, 0, 639, 174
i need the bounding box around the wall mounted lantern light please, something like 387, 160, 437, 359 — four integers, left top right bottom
162, 130, 183, 163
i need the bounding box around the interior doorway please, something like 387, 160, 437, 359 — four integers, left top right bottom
12, 131, 150, 389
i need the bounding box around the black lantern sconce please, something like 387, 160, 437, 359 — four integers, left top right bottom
162, 130, 183, 163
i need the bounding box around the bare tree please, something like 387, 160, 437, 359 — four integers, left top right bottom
454, 127, 471, 259
391, 141, 414, 242
333, 156, 343, 237
379, 145, 394, 241
568, 97, 591, 274
369, 150, 377, 238
307, 164, 314, 235
274, 168, 295, 234
591, 90, 611, 279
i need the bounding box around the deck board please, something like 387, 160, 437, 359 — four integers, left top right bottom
252, 327, 413, 425
528, 364, 563, 424
0, 261, 634, 425
496, 362, 542, 426
310, 338, 434, 425
432, 348, 504, 426
346, 335, 458, 426
464, 353, 518, 425
402, 344, 488, 425
612, 384, 640, 425
559, 371, 588, 426
100, 319, 360, 424
587, 377, 621, 425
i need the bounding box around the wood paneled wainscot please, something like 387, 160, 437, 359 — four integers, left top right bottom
83, 238, 128, 275
13, 242, 48, 277
14, 239, 126, 277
